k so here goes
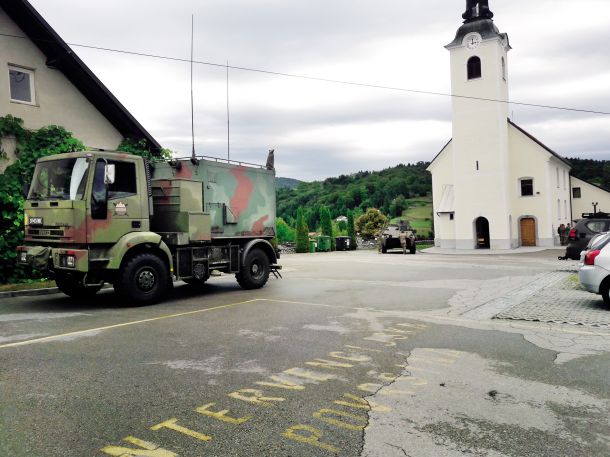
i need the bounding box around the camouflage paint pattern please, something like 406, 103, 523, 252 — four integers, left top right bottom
152, 158, 276, 238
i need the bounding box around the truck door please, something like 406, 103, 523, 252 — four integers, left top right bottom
88, 158, 146, 243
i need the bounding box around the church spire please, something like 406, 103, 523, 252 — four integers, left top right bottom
462, 0, 494, 23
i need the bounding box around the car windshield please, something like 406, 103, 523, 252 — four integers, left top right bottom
28, 158, 90, 201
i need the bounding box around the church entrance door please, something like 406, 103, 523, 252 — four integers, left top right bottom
520, 218, 536, 246
475, 217, 490, 249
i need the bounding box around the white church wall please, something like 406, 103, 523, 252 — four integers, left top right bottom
571, 177, 610, 220
507, 125, 570, 247
428, 142, 455, 247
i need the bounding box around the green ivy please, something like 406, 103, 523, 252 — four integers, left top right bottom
118, 138, 172, 162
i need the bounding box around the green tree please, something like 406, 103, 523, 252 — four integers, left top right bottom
389, 194, 407, 217
276, 217, 295, 243
295, 207, 309, 253
319, 206, 335, 250
355, 208, 388, 239
347, 210, 357, 250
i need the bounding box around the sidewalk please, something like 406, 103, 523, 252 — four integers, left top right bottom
421, 246, 565, 255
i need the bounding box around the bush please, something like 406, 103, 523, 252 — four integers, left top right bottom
295, 207, 309, 253
355, 208, 388, 239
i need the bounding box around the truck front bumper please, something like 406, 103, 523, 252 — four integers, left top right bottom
17, 246, 89, 273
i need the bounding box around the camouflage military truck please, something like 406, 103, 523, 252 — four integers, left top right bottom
17, 151, 280, 304
379, 220, 417, 254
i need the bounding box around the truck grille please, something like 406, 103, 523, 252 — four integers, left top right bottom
27, 226, 65, 239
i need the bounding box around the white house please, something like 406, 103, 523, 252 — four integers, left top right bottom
428, 1, 610, 250
0, 0, 161, 173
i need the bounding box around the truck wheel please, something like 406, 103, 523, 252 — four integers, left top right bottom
236, 248, 270, 290
114, 253, 169, 305
55, 272, 102, 298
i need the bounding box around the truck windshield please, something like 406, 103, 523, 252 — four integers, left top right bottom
28, 158, 90, 201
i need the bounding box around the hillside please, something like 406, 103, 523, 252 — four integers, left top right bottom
276, 161, 433, 234
276, 177, 302, 189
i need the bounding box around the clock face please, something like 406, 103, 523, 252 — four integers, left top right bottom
464, 33, 482, 50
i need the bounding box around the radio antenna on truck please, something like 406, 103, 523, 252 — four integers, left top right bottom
190, 15, 199, 165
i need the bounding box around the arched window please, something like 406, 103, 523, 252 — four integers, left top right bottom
467, 56, 481, 80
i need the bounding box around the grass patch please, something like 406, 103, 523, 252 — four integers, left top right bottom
0, 280, 55, 292
389, 195, 434, 238
416, 243, 434, 251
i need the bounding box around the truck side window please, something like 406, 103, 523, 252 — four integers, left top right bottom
107, 161, 137, 199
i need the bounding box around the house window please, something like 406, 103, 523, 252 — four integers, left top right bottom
501, 57, 506, 81
449, 213, 454, 221
556, 167, 560, 188
572, 187, 581, 199
9, 65, 36, 104
467, 57, 481, 80
563, 170, 567, 190
520, 179, 534, 196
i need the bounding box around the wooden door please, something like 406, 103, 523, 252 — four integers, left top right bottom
520, 218, 536, 246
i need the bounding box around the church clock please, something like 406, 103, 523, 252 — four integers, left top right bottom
464, 33, 482, 49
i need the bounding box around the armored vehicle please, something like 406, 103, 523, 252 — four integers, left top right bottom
379, 221, 416, 254
17, 151, 280, 304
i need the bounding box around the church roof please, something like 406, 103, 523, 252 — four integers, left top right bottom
1, 0, 162, 154
446, 19, 508, 49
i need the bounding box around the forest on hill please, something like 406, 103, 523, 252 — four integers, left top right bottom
568, 158, 610, 189
276, 162, 432, 227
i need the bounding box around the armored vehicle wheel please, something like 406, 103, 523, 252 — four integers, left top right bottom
236, 248, 270, 290
114, 253, 169, 305
410, 244, 416, 254
55, 272, 102, 298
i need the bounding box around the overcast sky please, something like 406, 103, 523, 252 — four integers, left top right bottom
29, 0, 610, 181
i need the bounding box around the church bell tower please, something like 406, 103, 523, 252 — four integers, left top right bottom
446, 0, 513, 249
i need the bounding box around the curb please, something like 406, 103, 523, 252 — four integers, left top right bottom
0, 287, 61, 299
0, 284, 113, 299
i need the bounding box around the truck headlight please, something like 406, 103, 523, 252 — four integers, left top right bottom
66, 255, 75, 268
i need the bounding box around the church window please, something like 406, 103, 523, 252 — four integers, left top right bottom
501, 57, 506, 81
476, 160, 479, 171
557, 199, 561, 220
572, 187, 581, 199
520, 179, 534, 197
467, 57, 481, 80
449, 213, 454, 221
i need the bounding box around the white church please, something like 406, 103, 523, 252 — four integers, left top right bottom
428, 0, 610, 250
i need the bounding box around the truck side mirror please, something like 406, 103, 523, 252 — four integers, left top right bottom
104, 164, 116, 185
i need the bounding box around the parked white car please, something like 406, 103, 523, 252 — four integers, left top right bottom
578, 232, 610, 306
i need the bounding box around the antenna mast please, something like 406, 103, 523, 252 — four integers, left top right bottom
227, 60, 230, 161
190, 15, 197, 163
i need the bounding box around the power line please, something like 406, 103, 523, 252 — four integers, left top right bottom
2, 31, 609, 116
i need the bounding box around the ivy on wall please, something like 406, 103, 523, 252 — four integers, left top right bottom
0, 115, 168, 284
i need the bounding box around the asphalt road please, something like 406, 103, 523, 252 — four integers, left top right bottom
1, 250, 609, 457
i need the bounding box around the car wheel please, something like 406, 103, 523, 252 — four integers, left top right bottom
236, 248, 270, 290
600, 280, 610, 308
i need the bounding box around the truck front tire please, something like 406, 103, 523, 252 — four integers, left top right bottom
55, 272, 102, 299
236, 248, 270, 290
114, 253, 169, 305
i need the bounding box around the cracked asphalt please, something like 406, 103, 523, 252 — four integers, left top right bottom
1, 249, 609, 456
